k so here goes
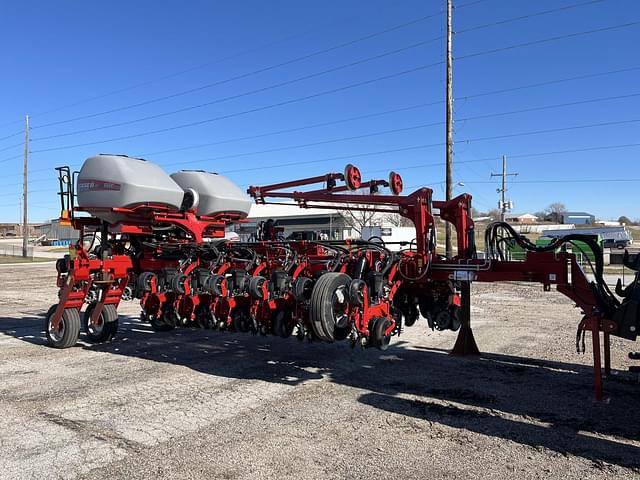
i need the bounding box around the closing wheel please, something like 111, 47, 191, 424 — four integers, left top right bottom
136, 272, 157, 298
171, 273, 188, 294
248, 276, 268, 299
45, 305, 81, 349
370, 317, 393, 351
293, 276, 313, 302
205, 274, 225, 296
195, 304, 214, 329
273, 309, 294, 338
150, 306, 178, 332
348, 279, 366, 306
232, 309, 253, 333
310, 272, 352, 342
83, 303, 119, 343
403, 303, 420, 327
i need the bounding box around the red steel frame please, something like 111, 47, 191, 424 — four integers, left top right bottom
50, 162, 625, 400
248, 165, 618, 400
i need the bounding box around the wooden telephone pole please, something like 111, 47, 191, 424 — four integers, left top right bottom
22, 114, 29, 258
491, 155, 518, 222
445, 0, 454, 258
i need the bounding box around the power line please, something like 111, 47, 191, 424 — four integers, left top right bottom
31, 38, 440, 142
466, 178, 640, 184
32, 14, 441, 130
158, 122, 442, 169
2, 10, 402, 124
459, 118, 640, 145
0, 153, 24, 164
29, 59, 640, 155
458, 65, 640, 102
0, 142, 23, 154
153, 118, 640, 173
457, 92, 640, 123
4, 140, 640, 197
128, 78, 640, 158
137, 101, 440, 157
30, 61, 443, 153
0, 130, 23, 143
11, 87, 640, 180
455, 0, 495, 9
368, 142, 640, 175
160, 118, 640, 172
458, 21, 640, 60
30, 23, 638, 151
456, 0, 605, 34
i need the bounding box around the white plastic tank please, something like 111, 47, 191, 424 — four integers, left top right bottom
77, 154, 185, 223
170, 170, 251, 218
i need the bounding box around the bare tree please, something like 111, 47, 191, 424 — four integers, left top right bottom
486, 208, 501, 221
546, 202, 567, 223
382, 213, 413, 227
338, 207, 380, 236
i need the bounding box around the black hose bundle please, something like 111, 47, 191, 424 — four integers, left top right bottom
485, 222, 619, 315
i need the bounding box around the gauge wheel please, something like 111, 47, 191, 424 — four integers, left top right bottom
45, 305, 81, 349
83, 303, 118, 343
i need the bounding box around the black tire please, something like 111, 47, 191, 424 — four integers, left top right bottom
248, 276, 267, 299
348, 279, 366, 306
150, 307, 178, 332
293, 276, 313, 302
232, 309, 252, 333
83, 303, 119, 343
136, 272, 156, 298
370, 317, 392, 351
45, 305, 81, 349
403, 303, 419, 327
205, 275, 224, 296
171, 273, 188, 294
273, 309, 294, 338
309, 273, 331, 340
310, 272, 352, 342
195, 305, 214, 329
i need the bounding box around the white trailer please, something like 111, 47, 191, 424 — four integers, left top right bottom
542, 226, 633, 249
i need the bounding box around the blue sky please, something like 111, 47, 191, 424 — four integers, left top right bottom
0, 0, 638, 222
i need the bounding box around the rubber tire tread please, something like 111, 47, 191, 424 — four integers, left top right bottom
310, 272, 351, 342
45, 305, 81, 349
309, 273, 332, 341
83, 303, 118, 343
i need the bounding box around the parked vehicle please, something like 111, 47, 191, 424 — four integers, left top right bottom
542, 226, 633, 249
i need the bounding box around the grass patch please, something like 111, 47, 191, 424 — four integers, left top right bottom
0, 256, 55, 264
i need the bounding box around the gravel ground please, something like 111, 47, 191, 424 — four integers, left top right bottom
1, 263, 639, 480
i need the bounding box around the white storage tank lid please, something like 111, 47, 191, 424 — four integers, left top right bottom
170, 170, 251, 218
77, 154, 185, 223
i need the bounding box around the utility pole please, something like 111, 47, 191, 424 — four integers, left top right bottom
22, 114, 29, 258
491, 155, 518, 222
445, 0, 454, 258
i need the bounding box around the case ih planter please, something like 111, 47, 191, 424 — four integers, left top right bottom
48, 154, 639, 400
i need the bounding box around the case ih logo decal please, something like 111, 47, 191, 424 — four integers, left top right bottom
77, 179, 121, 192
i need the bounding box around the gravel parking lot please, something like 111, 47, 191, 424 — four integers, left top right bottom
1, 262, 639, 479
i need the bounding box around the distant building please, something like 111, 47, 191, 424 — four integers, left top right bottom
506, 213, 538, 224
34, 219, 79, 242
560, 211, 595, 225
232, 203, 353, 241
0, 223, 41, 237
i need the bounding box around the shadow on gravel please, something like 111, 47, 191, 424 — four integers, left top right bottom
0, 315, 47, 345
2, 313, 639, 469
